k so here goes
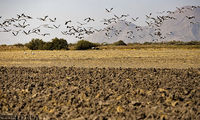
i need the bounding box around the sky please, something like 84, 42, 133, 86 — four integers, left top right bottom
0, 0, 200, 45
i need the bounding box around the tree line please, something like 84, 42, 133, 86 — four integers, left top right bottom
24, 38, 99, 50
1, 39, 200, 50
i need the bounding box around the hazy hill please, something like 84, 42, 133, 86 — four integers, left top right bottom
87, 6, 200, 43
160, 6, 200, 42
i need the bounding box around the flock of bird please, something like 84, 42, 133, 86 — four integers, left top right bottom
0, 5, 199, 42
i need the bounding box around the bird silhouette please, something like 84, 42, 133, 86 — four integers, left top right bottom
132, 17, 139, 21
23, 30, 31, 35
84, 17, 95, 22
149, 33, 154, 37
12, 30, 21, 36
120, 14, 129, 18
41, 33, 50, 36
176, 7, 184, 13
125, 22, 131, 26
128, 36, 135, 39
145, 21, 152, 26
1, 28, 11, 32
32, 28, 41, 34
186, 16, 195, 19
146, 13, 152, 19
53, 24, 60, 29
157, 11, 165, 14
37, 15, 48, 21
17, 14, 22, 19
65, 20, 72, 25
77, 22, 86, 26
105, 8, 113, 13
167, 11, 175, 14
135, 26, 143, 31
114, 15, 120, 19
14, 23, 30, 28
49, 18, 56, 22
23, 14, 32, 19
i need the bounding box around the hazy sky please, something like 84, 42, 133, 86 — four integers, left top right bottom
0, 0, 199, 44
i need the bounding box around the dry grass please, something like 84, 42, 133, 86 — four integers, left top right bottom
0, 49, 199, 68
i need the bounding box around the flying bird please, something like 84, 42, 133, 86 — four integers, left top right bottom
167, 11, 175, 14
65, 20, 72, 25
61, 31, 68, 35
146, 13, 152, 19
114, 15, 120, 19
125, 22, 131, 26
77, 22, 86, 26
24, 14, 32, 19
37, 15, 48, 21
176, 7, 184, 13
145, 21, 152, 26
105, 8, 113, 13
32, 28, 41, 34
49, 18, 56, 22
84, 17, 95, 22
15, 23, 30, 28
12, 30, 21, 36
41, 33, 50, 36
120, 14, 129, 18
186, 16, 195, 19
53, 24, 60, 28
1, 28, 11, 32
128, 36, 135, 39
127, 31, 133, 34
132, 17, 139, 21
17, 14, 22, 19
157, 11, 165, 14
23, 30, 32, 35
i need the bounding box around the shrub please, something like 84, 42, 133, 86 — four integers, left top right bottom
13, 43, 24, 47
50, 38, 68, 50
43, 42, 54, 50
75, 40, 97, 50
1, 44, 7, 47
143, 42, 153, 45
113, 40, 127, 46
25, 39, 45, 50
186, 41, 200, 45
25, 38, 69, 50
166, 41, 184, 45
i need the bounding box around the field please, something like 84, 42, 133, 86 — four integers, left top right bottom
0, 49, 200, 68
0, 48, 200, 119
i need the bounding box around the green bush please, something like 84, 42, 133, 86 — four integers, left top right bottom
186, 41, 200, 45
50, 38, 68, 50
25, 38, 68, 50
143, 42, 153, 45
25, 39, 45, 50
166, 41, 184, 45
75, 40, 97, 50
43, 42, 54, 50
113, 40, 127, 46
13, 43, 24, 47
1, 44, 7, 47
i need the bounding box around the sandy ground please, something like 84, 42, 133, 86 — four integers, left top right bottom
0, 49, 200, 68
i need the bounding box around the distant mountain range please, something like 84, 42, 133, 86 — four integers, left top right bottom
87, 6, 200, 43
